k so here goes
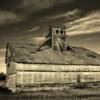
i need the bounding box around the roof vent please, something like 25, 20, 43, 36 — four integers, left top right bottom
46, 25, 68, 52
35, 25, 68, 52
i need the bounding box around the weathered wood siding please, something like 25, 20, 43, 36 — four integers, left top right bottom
15, 63, 100, 72
16, 72, 76, 85
12, 63, 100, 86
7, 74, 16, 92
7, 62, 16, 75
6, 62, 16, 92
16, 72, 100, 85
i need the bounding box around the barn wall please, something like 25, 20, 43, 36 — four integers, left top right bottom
7, 62, 16, 75
16, 72, 76, 85
6, 62, 16, 92
15, 63, 100, 72
13, 63, 100, 86
7, 74, 16, 92
16, 72, 100, 86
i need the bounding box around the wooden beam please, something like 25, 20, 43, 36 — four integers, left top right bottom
34, 37, 51, 51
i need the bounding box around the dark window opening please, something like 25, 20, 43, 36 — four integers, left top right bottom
60, 30, 64, 34
56, 30, 59, 34
0, 73, 6, 80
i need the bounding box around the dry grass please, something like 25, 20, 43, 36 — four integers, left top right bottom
0, 88, 100, 100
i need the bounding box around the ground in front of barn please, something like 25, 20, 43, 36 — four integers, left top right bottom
1, 88, 100, 100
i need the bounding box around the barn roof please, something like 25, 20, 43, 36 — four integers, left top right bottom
5, 43, 100, 65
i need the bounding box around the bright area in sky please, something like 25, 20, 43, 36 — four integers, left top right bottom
0, 49, 6, 73
65, 10, 100, 36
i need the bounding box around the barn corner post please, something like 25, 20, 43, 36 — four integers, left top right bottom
7, 63, 16, 93
5, 43, 16, 93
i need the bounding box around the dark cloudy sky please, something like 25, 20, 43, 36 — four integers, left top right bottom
0, 0, 100, 72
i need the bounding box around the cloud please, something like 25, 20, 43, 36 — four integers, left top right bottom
26, 26, 40, 33
18, 0, 75, 10
65, 10, 100, 36
0, 0, 76, 15
10, 0, 100, 14
0, 9, 25, 26
43, 9, 81, 21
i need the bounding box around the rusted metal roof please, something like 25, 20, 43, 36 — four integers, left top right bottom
6, 43, 100, 65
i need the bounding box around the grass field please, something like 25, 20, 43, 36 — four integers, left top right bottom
1, 88, 100, 100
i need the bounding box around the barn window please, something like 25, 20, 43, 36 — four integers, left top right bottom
56, 30, 59, 34
60, 30, 64, 34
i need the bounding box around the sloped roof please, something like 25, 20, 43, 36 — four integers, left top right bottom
6, 43, 100, 65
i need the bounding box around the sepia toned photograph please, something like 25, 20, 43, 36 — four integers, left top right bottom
0, 0, 100, 100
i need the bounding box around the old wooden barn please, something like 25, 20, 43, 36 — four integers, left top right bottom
5, 25, 100, 92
